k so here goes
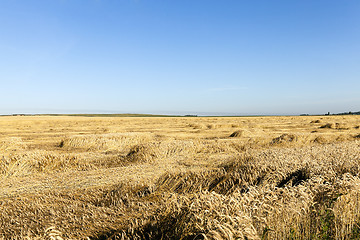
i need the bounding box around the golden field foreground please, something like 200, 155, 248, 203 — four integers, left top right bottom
1, 115, 360, 239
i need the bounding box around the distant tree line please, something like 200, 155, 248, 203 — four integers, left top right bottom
300, 111, 360, 116
333, 111, 360, 115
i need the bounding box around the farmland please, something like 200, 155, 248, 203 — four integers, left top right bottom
1, 115, 360, 239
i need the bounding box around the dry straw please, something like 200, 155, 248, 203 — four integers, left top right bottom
59, 132, 153, 151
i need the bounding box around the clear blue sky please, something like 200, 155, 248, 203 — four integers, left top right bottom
1, 0, 359, 115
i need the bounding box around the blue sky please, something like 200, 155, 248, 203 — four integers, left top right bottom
1, 0, 359, 115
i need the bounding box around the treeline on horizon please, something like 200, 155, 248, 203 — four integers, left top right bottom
4, 111, 360, 117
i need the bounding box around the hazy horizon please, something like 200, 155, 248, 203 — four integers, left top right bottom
0, 108, 354, 117
1, 0, 359, 115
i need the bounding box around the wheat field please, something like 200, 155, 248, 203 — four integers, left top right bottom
1, 115, 360, 239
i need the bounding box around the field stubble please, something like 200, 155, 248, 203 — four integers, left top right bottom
0, 115, 360, 239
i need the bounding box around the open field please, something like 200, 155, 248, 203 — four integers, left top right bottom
1, 115, 360, 239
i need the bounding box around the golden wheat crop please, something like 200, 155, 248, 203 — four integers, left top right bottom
0, 115, 359, 239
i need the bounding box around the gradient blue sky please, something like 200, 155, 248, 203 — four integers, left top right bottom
1, 0, 359, 115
